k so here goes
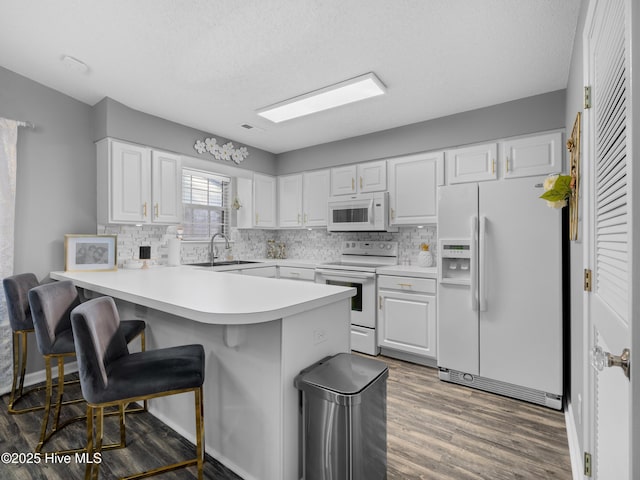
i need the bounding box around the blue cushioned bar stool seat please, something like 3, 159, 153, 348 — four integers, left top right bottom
28, 280, 147, 453
71, 296, 205, 480
2, 273, 47, 414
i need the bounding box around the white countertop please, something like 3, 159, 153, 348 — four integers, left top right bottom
376, 264, 438, 279
51, 266, 354, 325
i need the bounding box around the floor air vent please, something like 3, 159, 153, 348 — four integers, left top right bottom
439, 368, 562, 410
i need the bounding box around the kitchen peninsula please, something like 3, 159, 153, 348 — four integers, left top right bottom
51, 266, 354, 480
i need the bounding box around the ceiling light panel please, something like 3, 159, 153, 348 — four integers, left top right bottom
257, 72, 386, 123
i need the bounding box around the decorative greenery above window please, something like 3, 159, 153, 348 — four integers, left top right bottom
193, 137, 249, 164
181, 168, 230, 240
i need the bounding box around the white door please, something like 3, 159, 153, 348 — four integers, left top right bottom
584, 1, 635, 478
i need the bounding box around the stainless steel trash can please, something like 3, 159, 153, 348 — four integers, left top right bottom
294, 353, 388, 480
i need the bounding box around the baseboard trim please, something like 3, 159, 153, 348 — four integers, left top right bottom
565, 401, 584, 480
149, 406, 255, 480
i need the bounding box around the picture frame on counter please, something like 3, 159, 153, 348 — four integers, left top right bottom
64, 234, 117, 272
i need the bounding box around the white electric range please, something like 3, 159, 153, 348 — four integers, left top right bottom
315, 241, 398, 355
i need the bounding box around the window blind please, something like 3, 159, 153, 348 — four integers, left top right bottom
181, 168, 230, 240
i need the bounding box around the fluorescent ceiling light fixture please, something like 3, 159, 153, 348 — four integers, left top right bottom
257, 72, 386, 123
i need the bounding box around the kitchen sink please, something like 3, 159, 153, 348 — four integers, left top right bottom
186, 260, 261, 267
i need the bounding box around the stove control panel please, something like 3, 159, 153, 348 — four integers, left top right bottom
341, 241, 398, 257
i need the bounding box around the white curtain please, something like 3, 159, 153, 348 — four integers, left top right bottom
0, 118, 19, 395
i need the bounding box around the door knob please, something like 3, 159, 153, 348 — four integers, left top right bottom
591, 345, 630, 380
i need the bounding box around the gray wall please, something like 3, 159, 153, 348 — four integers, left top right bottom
564, 0, 588, 458
276, 90, 566, 175
0, 66, 96, 281
94, 97, 277, 175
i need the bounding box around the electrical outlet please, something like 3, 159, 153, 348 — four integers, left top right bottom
313, 329, 327, 345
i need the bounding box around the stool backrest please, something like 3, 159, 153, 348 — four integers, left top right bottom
2, 273, 39, 331
28, 280, 80, 355
71, 296, 128, 402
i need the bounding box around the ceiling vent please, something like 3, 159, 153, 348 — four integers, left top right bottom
240, 123, 264, 132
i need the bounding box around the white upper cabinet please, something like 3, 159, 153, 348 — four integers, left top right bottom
278, 174, 303, 228
151, 150, 182, 224
331, 165, 358, 195
501, 131, 562, 179
388, 152, 444, 225
253, 173, 277, 228
330, 160, 386, 195
278, 169, 330, 228
358, 160, 387, 193
446, 142, 498, 184
97, 139, 181, 225
235, 177, 254, 229
302, 169, 330, 227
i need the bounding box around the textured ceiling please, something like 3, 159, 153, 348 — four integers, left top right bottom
0, 0, 581, 154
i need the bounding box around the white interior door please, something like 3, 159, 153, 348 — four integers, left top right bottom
584, 1, 635, 478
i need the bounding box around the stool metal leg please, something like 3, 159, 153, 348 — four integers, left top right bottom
35, 356, 54, 452
8, 330, 45, 414
195, 387, 204, 480
35, 353, 85, 454
85, 405, 95, 480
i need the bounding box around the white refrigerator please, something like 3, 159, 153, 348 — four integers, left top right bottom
437, 176, 563, 409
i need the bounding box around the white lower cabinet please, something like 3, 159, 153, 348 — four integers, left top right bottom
378, 275, 437, 360
278, 266, 316, 281
239, 266, 278, 278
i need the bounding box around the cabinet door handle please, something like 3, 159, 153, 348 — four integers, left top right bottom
352, 178, 355, 190
390, 208, 395, 220
492, 159, 495, 174
154, 203, 159, 218
505, 157, 509, 173
398, 283, 413, 288
297, 213, 301, 224
143, 202, 147, 217
379, 295, 383, 310
360, 177, 363, 189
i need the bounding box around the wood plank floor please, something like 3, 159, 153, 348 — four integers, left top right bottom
0, 356, 572, 479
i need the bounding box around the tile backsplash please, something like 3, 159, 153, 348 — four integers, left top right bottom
98, 224, 438, 267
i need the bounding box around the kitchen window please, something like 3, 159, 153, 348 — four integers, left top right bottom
181, 168, 230, 240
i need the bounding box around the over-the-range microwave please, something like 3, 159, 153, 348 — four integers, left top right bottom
327, 191, 397, 232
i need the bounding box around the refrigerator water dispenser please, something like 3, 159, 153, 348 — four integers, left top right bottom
439, 239, 472, 285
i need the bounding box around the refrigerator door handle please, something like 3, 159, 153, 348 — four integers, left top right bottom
479, 215, 487, 312
470, 216, 479, 311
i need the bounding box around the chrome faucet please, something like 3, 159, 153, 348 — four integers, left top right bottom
210, 233, 231, 266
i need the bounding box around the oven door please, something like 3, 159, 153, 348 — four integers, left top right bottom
315, 269, 376, 328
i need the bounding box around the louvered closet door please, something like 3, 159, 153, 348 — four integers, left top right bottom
584, 0, 635, 478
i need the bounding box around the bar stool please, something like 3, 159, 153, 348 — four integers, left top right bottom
2, 273, 46, 414
28, 280, 147, 453
71, 296, 205, 480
